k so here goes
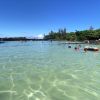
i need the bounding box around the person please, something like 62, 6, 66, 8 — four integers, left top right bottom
68, 45, 71, 48
74, 46, 79, 50
74, 47, 79, 50
78, 44, 81, 48
84, 48, 87, 52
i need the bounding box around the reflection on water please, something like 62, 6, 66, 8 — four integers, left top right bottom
0, 41, 100, 100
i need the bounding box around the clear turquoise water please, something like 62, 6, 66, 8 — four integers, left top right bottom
0, 41, 100, 100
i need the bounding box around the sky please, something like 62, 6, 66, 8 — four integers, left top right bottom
0, 0, 100, 37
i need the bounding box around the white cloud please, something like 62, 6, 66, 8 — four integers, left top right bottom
37, 34, 44, 39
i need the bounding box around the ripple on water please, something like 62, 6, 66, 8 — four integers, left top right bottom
0, 42, 100, 100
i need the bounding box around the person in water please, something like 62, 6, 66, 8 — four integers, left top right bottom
74, 47, 79, 50
74, 47, 77, 50
74, 44, 81, 50
74, 45, 79, 50
84, 48, 87, 52
68, 45, 71, 48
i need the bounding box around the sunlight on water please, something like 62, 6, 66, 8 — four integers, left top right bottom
0, 41, 100, 100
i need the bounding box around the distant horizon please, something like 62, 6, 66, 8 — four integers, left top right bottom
0, 35, 44, 39
0, 26, 100, 38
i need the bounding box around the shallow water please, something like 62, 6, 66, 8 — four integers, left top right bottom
0, 41, 100, 100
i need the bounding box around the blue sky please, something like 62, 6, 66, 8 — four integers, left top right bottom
0, 0, 100, 37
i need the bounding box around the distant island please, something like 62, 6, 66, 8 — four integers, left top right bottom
44, 27, 100, 41
0, 37, 43, 41
44, 27, 100, 44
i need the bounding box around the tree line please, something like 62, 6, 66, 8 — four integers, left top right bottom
44, 27, 100, 41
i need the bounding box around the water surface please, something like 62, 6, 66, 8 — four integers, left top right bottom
0, 41, 100, 100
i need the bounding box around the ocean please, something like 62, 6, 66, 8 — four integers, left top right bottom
0, 41, 100, 100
